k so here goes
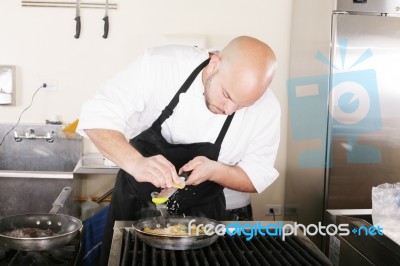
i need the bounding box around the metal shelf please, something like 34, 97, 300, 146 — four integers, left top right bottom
21, 0, 118, 9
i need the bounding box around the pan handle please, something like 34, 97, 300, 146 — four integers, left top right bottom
49, 187, 72, 214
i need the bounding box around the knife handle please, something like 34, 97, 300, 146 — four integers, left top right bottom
103, 16, 109, 39
74, 16, 81, 39
179, 171, 192, 181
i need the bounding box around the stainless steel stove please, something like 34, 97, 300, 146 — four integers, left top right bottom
110, 221, 332, 266
0, 233, 81, 266
324, 210, 400, 266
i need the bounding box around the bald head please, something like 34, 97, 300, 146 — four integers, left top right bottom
203, 36, 277, 115
218, 36, 276, 105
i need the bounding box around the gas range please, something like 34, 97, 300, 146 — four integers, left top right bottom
109, 221, 332, 265
0, 233, 81, 266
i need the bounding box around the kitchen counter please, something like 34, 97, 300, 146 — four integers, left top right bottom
324, 209, 400, 265
72, 154, 118, 203
73, 153, 120, 175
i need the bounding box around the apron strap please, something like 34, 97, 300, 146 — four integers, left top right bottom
152, 56, 235, 147
155, 58, 211, 126
215, 113, 235, 147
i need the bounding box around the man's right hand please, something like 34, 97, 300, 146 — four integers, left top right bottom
84, 128, 180, 188
130, 154, 181, 188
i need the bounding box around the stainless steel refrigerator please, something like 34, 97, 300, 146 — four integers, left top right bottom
285, 0, 400, 248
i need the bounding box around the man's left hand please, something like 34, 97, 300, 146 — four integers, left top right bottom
179, 156, 219, 186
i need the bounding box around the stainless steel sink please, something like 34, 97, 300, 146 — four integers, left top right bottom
0, 124, 81, 172
0, 123, 82, 218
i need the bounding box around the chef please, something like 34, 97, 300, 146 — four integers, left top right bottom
77, 35, 280, 265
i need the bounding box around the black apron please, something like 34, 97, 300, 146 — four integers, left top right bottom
100, 58, 235, 265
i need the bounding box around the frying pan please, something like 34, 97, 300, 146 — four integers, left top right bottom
0, 187, 82, 251
132, 216, 220, 250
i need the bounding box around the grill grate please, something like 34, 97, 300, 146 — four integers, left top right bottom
119, 230, 331, 266
0, 237, 81, 266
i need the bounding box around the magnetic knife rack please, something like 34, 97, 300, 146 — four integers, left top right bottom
21, 1, 117, 9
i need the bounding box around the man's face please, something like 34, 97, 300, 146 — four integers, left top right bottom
203, 70, 242, 115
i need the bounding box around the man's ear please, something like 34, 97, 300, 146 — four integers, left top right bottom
208, 53, 221, 72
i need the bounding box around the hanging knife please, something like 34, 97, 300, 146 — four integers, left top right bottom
102, 0, 109, 38
74, 0, 81, 39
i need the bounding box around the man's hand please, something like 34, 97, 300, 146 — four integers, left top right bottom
179, 156, 257, 192
84, 129, 180, 188
130, 155, 181, 188
179, 156, 218, 186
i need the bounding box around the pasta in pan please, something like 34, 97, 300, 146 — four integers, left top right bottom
143, 223, 205, 236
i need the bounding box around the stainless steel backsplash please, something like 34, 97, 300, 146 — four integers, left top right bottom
0, 123, 82, 171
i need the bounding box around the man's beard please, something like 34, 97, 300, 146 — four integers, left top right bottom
203, 71, 218, 113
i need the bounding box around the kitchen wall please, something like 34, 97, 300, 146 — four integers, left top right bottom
0, 0, 292, 220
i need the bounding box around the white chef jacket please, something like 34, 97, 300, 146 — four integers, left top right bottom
77, 45, 281, 201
